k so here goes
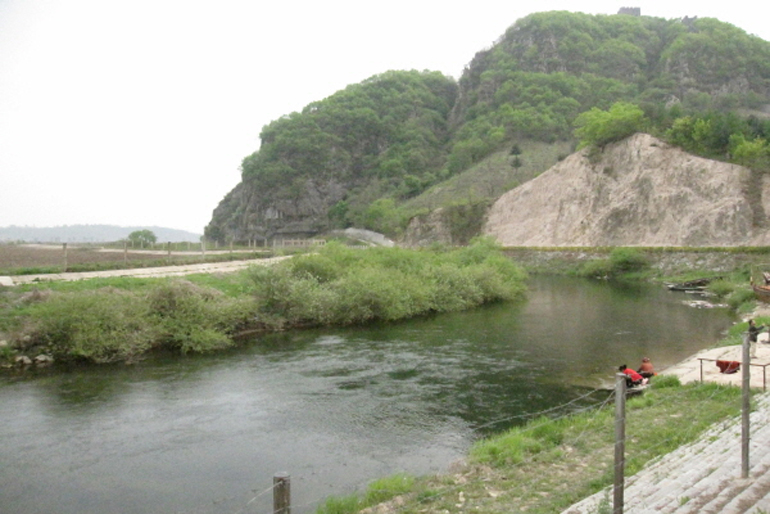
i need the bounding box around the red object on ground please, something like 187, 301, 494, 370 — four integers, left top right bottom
716, 360, 741, 374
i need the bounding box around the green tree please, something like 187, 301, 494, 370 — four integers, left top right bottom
731, 134, 770, 171
362, 198, 403, 236
128, 230, 157, 246
573, 102, 646, 149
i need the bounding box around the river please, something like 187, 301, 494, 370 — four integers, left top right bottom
0, 276, 736, 514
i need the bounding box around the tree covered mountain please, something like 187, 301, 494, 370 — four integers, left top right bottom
205, 10, 770, 245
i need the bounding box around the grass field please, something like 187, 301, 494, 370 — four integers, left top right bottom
0, 243, 269, 275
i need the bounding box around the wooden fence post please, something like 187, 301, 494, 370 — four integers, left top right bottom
62, 243, 68, 271
614, 372, 626, 514
273, 472, 291, 514
742, 332, 751, 478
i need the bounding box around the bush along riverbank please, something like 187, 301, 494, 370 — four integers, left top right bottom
0, 239, 527, 367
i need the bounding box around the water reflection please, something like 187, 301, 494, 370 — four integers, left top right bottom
0, 276, 736, 514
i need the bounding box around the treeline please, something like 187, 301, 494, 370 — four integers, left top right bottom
1, 240, 526, 365
570, 101, 770, 172
450, 11, 770, 171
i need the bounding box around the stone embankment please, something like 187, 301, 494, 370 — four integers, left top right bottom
563, 339, 770, 514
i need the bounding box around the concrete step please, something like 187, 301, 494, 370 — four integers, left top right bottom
562, 393, 770, 514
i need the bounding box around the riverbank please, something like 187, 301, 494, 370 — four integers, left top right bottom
339, 314, 765, 514
559, 308, 770, 514
562, 321, 770, 514
504, 246, 770, 277
342, 374, 744, 514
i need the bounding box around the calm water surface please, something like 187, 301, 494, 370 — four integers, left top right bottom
0, 276, 736, 514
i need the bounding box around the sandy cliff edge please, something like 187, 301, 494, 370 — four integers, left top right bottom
483, 133, 763, 247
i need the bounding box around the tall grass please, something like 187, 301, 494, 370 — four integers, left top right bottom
248, 239, 528, 327
16, 288, 155, 363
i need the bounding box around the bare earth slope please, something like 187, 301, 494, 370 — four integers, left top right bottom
483, 133, 770, 247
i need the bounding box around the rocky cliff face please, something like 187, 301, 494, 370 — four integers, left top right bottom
483, 133, 770, 246
206, 175, 349, 243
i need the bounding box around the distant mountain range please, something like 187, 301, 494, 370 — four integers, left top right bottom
0, 225, 202, 243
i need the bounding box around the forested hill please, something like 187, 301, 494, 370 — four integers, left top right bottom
205, 10, 770, 245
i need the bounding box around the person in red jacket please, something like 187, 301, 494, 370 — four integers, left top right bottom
619, 364, 646, 388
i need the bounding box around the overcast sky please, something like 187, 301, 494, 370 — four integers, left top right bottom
1, 1, 769, 234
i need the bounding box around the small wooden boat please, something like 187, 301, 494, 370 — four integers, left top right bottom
751, 269, 770, 303
753, 284, 770, 303
666, 277, 714, 292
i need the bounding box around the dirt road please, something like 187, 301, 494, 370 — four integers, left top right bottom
2, 256, 291, 286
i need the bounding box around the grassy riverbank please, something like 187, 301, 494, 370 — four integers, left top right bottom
316, 376, 744, 514
0, 239, 527, 366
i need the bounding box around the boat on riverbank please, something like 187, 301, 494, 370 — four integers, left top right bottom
665, 277, 714, 292
753, 283, 770, 302
751, 268, 770, 303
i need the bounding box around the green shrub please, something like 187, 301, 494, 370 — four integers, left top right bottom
579, 258, 613, 278
0, 344, 17, 366
529, 416, 567, 446
314, 474, 416, 514
579, 248, 648, 278
727, 286, 756, 310
363, 474, 415, 506
470, 430, 543, 466
286, 252, 343, 283
332, 268, 424, 323
608, 247, 648, 273
707, 279, 734, 298
20, 288, 153, 363
146, 279, 236, 353
651, 374, 681, 388
315, 494, 361, 514
428, 264, 484, 312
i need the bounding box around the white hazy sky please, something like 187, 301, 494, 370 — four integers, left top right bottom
1, 1, 769, 234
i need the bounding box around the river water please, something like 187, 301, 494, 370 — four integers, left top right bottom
0, 276, 736, 514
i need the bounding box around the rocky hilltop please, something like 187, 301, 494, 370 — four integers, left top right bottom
483, 133, 770, 247
206, 11, 770, 246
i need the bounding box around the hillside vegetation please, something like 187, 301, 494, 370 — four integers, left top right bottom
206, 11, 770, 246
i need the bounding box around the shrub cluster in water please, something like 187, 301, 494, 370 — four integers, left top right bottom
3, 240, 527, 365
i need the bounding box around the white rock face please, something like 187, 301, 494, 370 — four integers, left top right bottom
483, 133, 764, 247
